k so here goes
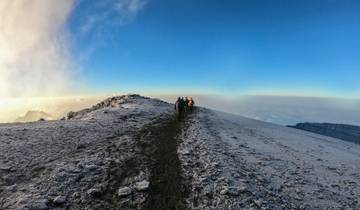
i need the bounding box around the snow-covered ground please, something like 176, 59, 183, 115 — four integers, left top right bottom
0, 95, 173, 210
179, 108, 360, 209
1, 95, 360, 209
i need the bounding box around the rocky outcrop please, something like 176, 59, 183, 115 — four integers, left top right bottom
67, 94, 167, 120
289, 123, 360, 144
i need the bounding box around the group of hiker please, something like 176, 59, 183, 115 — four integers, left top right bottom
175, 97, 195, 120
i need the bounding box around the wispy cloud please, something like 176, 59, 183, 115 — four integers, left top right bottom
0, 0, 76, 98
73, 0, 147, 64
114, 0, 147, 19
79, 0, 147, 34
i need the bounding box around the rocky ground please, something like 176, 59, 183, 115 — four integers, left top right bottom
1, 95, 360, 210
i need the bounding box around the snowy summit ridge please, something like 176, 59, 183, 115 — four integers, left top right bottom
66, 94, 169, 120
0, 94, 360, 210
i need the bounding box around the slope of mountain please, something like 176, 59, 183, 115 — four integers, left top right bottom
289, 122, 360, 144
0, 95, 359, 210
15, 110, 54, 122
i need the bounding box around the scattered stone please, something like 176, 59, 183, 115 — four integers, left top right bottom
228, 187, 240, 196
254, 199, 263, 207
317, 194, 324, 199
331, 183, 340, 188
134, 180, 150, 191
106, 135, 116, 140
212, 162, 219, 167
220, 187, 229, 195
72, 192, 81, 199
6, 184, 17, 192
87, 188, 102, 196
85, 164, 98, 171
204, 185, 213, 196
217, 177, 226, 182
180, 149, 190, 155
294, 195, 302, 200
199, 176, 207, 183
238, 186, 248, 193
0, 164, 11, 171
67, 111, 75, 120
53, 196, 66, 205
327, 166, 337, 170
285, 182, 293, 187
118, 187, 132, 197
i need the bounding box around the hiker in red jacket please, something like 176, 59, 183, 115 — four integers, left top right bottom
188, 97, 195, 112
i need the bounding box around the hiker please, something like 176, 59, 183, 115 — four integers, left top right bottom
175, 97, 184, 121
188, 97, 195, 112
184, 97, 190, 113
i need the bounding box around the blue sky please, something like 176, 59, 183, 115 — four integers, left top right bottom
68, 0, 360, 97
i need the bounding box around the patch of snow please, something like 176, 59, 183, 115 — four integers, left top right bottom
134, 180, 150, 191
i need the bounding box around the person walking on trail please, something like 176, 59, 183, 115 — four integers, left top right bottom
175, 97, 184, 121
184, 97, 190, 113
188, 97, 195, 112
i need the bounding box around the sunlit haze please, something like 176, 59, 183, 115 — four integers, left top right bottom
0, 0, 359, 123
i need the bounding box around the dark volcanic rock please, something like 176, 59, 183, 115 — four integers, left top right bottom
289, 122, 360, 144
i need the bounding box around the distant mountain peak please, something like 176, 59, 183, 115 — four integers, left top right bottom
15, 110, 53, 122
289, 122, 360, 144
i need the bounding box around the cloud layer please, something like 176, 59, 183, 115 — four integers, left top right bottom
0, 0, 76, 98
0, 0, 147, 98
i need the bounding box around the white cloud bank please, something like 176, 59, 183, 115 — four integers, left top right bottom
0, 0, 147, 98
0, 0, 76, 98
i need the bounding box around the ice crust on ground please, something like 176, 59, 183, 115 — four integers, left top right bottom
179, 109, 360, 209
0, 95, 172, 210
0, 95, 359, 209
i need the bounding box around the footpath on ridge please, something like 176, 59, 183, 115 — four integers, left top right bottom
139, 114, 190, 210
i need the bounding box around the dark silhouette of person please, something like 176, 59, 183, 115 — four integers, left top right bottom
175, 97, 184, 121
184, 97, 189, 112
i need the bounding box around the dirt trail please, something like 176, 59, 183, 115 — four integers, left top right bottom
140, 116, 189, 210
